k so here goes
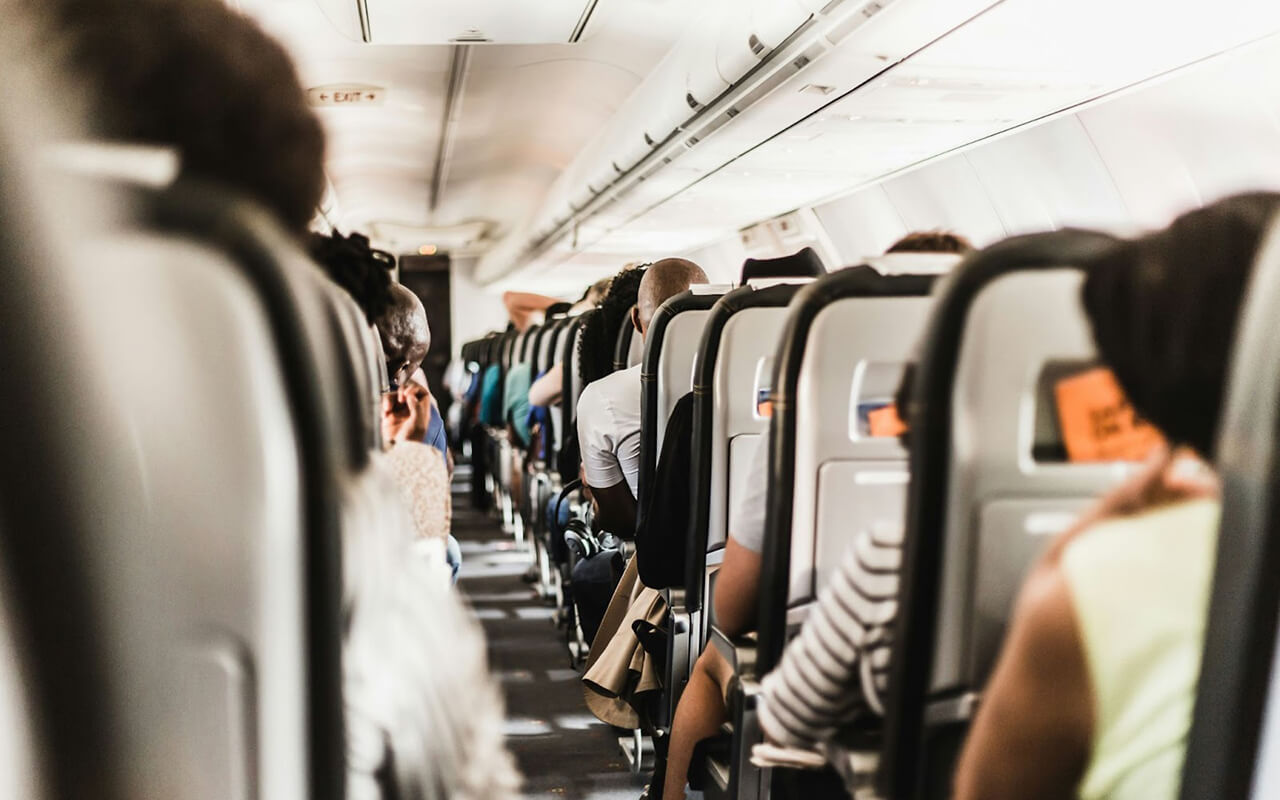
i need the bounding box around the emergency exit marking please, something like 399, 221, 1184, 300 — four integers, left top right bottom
307, 85, 387, 107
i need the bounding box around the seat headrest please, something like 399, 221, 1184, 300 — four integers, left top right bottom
740, 246, 826, 283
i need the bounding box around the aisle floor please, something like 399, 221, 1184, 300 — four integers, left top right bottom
453, 498, 647, 800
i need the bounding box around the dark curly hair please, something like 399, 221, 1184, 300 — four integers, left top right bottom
307, 231, 396, 325
47, 0, 326, 233
577, 265, 648, 390
886, 231, 973, 254
1082, 192, 1280, 459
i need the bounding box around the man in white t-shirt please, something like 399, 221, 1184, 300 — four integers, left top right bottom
576, 258, 708, 537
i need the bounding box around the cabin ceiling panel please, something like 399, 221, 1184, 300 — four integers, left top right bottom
235, 0, 690, 251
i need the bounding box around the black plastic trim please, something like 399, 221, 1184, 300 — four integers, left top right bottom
877, 230, 1119, 800
1179, 215, 1280, 800
613, 312, 637, 373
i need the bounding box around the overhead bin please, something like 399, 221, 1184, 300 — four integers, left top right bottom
750, 0, 816, 51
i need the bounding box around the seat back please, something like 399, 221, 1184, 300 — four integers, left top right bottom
882, 231, 1126, 800
0, 162, 346, 799
757, 267, 938, 673
686, 284, 805, 608
1180, 213, 1280, 800
613, 312, 638, 372
638, 286, 730, 512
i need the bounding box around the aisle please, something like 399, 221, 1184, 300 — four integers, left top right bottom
453, 498, 647, 800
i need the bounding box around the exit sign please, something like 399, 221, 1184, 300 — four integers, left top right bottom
307, 84, 387, 107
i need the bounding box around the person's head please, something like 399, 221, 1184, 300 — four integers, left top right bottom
574, 276, 614, 312
577, 265, 648, 389
1082, 192, 1280, 460
48, 0, 325, 234
377, 284, 431, 391
886, 231, 973, 254
634, 257, 709, 335
307, 231, 396, 325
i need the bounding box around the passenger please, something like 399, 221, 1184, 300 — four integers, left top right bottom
951, 194, 1279, 800
657, 232, 971, 800
376, 284, 460, 580
502, 290, 563, 332
307, 230, 396, 324
884, 229, 974, 253
576, 259, 708, 538
43, 0, 325, 235
577, 266, 648, 390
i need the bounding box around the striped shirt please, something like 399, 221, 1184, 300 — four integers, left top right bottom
758, 521, 902, 747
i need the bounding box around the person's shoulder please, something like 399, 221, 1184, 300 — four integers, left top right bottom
1063, 497, 1220, 574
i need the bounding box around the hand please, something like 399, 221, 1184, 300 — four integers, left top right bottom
382, 382, 431, 446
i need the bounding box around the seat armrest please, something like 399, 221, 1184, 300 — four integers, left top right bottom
709, 625, 757, 680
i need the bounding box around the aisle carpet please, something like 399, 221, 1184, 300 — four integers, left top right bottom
453, 496, 647, 800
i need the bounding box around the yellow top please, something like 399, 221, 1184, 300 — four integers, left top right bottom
1061, 498, 1220, 800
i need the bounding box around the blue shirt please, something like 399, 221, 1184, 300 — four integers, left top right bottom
423, 402, 448, 464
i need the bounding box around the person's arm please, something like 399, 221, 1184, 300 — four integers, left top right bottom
589, 480, 637, 538
575, 386, 637, 536
713, 537, 763, 637
528, 362, 563, 407
502, 291, 561, 333
952, 561, 1092, 800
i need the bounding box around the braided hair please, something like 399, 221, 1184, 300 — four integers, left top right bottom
308, 230, 397, 325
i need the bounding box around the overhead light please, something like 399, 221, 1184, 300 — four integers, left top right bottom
418, 244, 438, 256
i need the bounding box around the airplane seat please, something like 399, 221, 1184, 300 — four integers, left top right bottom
0, 134, 165, 800
328, 287, 384, 453
739, 247, 826, 284
683, 267, 936, 798
880, 231, 1130, 800
670, 282, 808, 800
614, 284, 726, 769
613, 309, 639, 372
0, 164, 351, 799
1180, 212, 1280, 800
638, 285, 733, 514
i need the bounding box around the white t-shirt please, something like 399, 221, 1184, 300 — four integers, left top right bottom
576, 364, 643, 498
729, 436, 770, 554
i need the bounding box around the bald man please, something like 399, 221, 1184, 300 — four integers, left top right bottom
378, 284, 449, 460
575, 258, 708, 538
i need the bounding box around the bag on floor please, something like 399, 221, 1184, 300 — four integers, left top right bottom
571, 547, 624, 645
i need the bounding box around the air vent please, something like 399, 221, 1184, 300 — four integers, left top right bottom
749, 34, 767, 56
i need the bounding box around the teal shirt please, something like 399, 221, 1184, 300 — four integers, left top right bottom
503, 363, 533, 446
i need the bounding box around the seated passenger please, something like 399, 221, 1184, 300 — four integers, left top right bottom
658, 231, 971, 800
952, 193, 1280, 800
44, 0, 325, 236
576, 259, 708, 537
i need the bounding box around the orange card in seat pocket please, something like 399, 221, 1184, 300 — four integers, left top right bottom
1055, 367, 1164, 462
868, 403, 908, 438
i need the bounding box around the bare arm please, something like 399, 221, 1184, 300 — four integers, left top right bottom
953, 561, 1092, 800
713, 537, 763, 637
528, 362, 563, 407
502, 291, 561, 332
588, 480, 637, 538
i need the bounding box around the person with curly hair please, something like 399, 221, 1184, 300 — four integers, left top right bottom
576, 259, 707, 538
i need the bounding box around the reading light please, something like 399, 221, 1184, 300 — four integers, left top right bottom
418, 244, 438, 256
